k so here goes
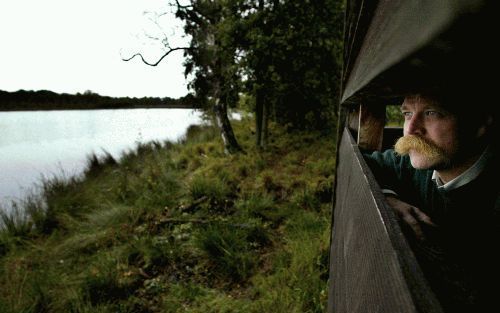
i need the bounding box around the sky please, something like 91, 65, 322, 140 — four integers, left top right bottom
0, 0, 189, 98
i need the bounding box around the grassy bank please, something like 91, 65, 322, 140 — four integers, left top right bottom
0, 116, 335, 313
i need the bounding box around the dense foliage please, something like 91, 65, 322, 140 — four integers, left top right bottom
201, 0, 345, 130
241, 0, 344, 130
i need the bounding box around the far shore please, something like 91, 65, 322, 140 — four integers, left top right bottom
0, 89, 200, 112
0, 104, 198, 112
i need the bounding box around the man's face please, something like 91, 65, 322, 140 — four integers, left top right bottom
397, 95, 460, 169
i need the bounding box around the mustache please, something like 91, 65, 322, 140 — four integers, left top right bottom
394, 135, 444, 159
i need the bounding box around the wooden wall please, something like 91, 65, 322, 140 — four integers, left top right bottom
329, 0, 496, 311
327, 128, 442, 313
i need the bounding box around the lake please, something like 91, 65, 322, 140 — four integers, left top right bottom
0, 108, 203, 212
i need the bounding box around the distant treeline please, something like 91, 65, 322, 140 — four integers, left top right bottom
0, 89, 199, 111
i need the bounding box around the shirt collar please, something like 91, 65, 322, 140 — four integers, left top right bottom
432, 146, 492, 191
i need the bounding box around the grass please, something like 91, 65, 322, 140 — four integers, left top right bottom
0, 116, 336, 313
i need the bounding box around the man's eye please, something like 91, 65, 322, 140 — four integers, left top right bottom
425, 111, 440, 117
402, 111, 412, 118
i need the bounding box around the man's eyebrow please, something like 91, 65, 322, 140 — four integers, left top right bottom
423, 104, 446, 111
400, 103, 445, 111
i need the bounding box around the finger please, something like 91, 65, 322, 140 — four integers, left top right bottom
411, 207, 437, 227
401, 214, 425, 241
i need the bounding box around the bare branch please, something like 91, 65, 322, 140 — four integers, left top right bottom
143, 31, 161, 41
121, 47, 190, 67
143, 10, 169, 18
144, 12, 168, 40
174, 0, 194, 10
172, 0, 210, 24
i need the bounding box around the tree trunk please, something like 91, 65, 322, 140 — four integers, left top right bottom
256, 91, 269, 149
262, 100, 269, 147
210, 37, 243, 155
255, 88, 264, 149
255, 0, 266, 150
213, 97, 243, 154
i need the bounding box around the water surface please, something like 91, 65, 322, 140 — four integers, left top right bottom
0, 109, 203, 210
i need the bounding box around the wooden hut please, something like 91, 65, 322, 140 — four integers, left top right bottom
327, 1, 497, 312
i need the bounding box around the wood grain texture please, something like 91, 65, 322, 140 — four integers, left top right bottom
340, 0, 494, 105
327, 128, 443, 313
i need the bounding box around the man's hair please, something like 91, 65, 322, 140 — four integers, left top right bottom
406, 90, 497, 149
408, 90, 496, 130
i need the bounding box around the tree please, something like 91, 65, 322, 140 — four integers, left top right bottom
123, 0, 244, 154
176, 0, 244, 154
240, 0, 344, 143
124, 0, 344, 151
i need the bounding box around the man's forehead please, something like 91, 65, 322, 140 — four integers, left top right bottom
401, 95, 447, 110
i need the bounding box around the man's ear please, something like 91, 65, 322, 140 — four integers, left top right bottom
476, 115, 493, 138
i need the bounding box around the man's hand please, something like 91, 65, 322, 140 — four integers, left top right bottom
385, 195, 437, 241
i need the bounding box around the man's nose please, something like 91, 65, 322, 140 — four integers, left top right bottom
405, 115, 424, 135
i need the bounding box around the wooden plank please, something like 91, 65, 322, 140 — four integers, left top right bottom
327, 128, 443, 313
341, 0, 489, 104
341, 0, 379, 94
358, 103, 385, 151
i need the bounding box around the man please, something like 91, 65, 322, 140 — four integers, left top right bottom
364, 93, 499, 312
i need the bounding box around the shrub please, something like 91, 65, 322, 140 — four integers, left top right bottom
189, 175, 232, 212
81, 255, 138, 305
235, 193, 289, 226
0, 204, 33, 238
196, 224, 260, 283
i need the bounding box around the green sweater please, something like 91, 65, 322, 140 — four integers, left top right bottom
364, 149, 500, 312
